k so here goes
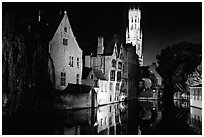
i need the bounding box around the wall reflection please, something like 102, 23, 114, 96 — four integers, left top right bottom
51, 100, 200, 135
189, 107, 202, 134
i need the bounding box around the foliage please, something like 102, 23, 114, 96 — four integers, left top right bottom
185, 63, 202, 86
2, 11, 54, 112
156, 42, 201, 103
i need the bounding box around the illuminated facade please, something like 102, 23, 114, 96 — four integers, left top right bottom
126, 8, 143, 66
49, 11, 83, 90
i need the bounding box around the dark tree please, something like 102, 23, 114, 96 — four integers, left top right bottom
3, 10, 55, 112
156, 42, 201, 107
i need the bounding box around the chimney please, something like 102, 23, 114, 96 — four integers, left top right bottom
97, 37, 104, 55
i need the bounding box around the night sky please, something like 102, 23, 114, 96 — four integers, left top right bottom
3, 2, 202, 66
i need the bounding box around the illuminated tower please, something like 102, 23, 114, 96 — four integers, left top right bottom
126, 7, 143, 66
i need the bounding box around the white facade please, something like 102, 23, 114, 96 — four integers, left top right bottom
49, 11, 83, 90
190, 87, 202, 108
126, 8, 143, 66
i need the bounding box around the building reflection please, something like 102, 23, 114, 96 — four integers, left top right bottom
137, 100, 163, 134
189, 107, 202, 134
51, 100, 200, 135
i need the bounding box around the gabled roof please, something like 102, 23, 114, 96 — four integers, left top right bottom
93, 69, 106, 80
82, 67, 106, 80
63, 83, 91, 94
82, 67, 92, 79
103, 40, 115, 56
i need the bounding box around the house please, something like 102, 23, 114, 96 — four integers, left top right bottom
189, 84, 202, 108
81, 67, 108, 106
85, 36, 123, 104
49, 11, 83, 91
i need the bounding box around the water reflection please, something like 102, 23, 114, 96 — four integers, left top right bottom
3, 100, 201, 135
189, 107, 202, 134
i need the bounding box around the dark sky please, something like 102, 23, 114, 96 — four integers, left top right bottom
3, 2, 202, 66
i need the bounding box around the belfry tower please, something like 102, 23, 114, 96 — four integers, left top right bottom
126, 7, 143, 66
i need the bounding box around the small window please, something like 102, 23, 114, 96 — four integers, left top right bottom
64, 27, 67, 32
110, 83, 113, 91
112, 59, 116, 68
118, 62, 122, 69
76, 74, 79, 84
110, 106, 112, 112
90, 74, 94, 79
117, 71, 121, 82
61, 72, 66, 86
77, 58, 79, 68
101, 119, 103, 126
69, 56, 73, 67
116, 83, 120, 91
63, 38, 68, 46
104, 117, 107, 125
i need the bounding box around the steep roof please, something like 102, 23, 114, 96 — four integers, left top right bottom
103, 40, 115, 56
63, 83, 91, 94
82, 67, 92, 79
93, 69, 106, 80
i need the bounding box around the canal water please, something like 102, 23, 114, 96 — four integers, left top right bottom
3, 100, 201, 135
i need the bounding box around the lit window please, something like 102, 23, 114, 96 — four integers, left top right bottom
61, 72, 66, 86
